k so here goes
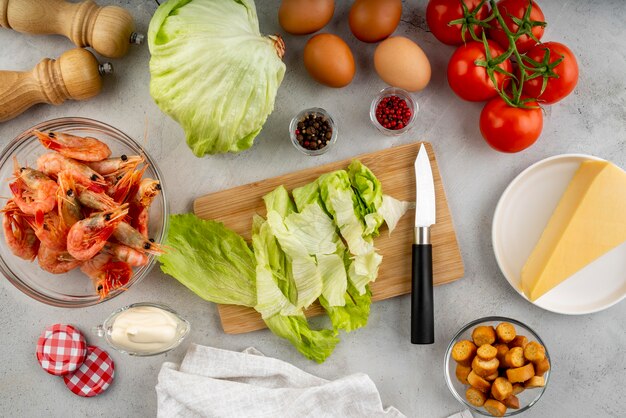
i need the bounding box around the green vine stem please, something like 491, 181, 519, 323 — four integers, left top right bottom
451, 0, 558, 108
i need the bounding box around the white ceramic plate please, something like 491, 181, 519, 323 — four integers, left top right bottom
492, 154, 626, 315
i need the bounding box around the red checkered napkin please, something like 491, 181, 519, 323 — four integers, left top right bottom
36, 324, 87, 376
63, 346, 114, 397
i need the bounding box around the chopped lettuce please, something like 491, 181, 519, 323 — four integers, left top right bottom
160, 161, 411, 362
292, 181, 322, 212
379, 194, 415, 234
284, 203, 338, 255
317, 252, 348, 307
348, 161, 384, 236
266, 210, 322, 309
253, 219, 299, 318
320, 282, 372, 333
264, 314, 339, 364
317, 171, 382, 295
159, 214, 256, 307
263, 185, 296, 218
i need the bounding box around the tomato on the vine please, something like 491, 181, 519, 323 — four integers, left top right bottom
426, 0, 490, 46
479, 97, 543, 153
489, 0, 545, 53
522, 42, 579, 104
447, 40, 512, 102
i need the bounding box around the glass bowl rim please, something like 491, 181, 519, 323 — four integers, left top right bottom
369, 86, 419, 136
0, 116, 168, 308
443, 315, 551, 416
289, 107, 338, 156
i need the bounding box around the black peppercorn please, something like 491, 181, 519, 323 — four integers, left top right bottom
293, 112, 333, 152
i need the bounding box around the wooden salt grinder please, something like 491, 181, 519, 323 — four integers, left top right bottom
0, 0, 144, 58
0, 48, 113, 123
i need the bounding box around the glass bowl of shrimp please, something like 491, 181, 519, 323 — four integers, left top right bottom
0, 117, 168, 307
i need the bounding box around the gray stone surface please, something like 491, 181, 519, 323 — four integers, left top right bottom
0, 0, 624, 417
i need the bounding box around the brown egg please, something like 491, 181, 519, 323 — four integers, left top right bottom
304, 34, 355, 88
278, 0, 335, 35
349, 0, 402, 43
374, 36, 431, 92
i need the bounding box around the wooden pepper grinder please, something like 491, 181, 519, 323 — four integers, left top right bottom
0, 48, 113, 122
0, 0, 143, 58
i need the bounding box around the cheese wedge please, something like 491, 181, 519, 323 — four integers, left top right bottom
521, 160, 626, 301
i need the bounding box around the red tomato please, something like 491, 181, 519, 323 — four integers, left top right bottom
522, 42, 579, 104
489, 0, 545, 53
447, 40, 512, 102
479, 97, 543, 153
426, 0, 489, 46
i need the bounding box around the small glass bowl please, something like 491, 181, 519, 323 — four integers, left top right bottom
370, 87, 418, 136
289, 107, 338, 156
0, 117, 168, 307
444, 316, 550, 416
93, 302, 190, 356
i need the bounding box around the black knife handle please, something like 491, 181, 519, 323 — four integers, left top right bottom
411, 243, 434, 344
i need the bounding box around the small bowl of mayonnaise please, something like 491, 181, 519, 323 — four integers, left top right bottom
93, 302, 190, 356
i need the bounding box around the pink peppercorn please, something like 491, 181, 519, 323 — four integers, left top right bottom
375, 95, 411, 130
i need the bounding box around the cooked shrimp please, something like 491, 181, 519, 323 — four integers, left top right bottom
129, 205, 149, 238
2, 200, 39, 261
37, 153, 106, 190
103, 242, 148, 267
33, 130, 111, 162
81, 253, 132, 299
26, 211, 67, 251
110, 165, 146, 204
127, 178, 159, 238
56, 171, 83, 230
38, 246, 81, 274
10, 158, 57, 221
66, 205, 128, 260
86, 154, 143, 176
112, 222, 164, 255
133, 178, 161, 208
76, 183, 117, 211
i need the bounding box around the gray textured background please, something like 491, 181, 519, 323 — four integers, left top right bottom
0, 0, 624, 417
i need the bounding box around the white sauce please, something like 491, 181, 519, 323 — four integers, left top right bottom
110, 306, 180, 353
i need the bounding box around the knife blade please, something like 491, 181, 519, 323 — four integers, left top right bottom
411, 143, 435, 344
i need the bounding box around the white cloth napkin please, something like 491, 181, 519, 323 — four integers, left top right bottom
156, 344, 406, 418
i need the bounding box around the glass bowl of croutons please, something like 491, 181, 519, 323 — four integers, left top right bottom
444, 317, 551, 417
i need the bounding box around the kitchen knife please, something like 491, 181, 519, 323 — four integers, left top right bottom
411, 143, 435, 344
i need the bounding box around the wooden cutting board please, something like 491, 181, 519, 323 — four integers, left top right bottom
193, 142, 464, 334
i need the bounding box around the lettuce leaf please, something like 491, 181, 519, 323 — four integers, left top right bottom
348, 161, 384, 236
379, 194, 415, 234
264, 314, 339, 364
263, 185, 296, 218
320, 282, 372, 333
266, 210, 322, 309
159, 214, 256, 307
253, 218, 299, 318
317, 171, 382, 295
284, 203, 338, 255
292, 181, 322, 212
